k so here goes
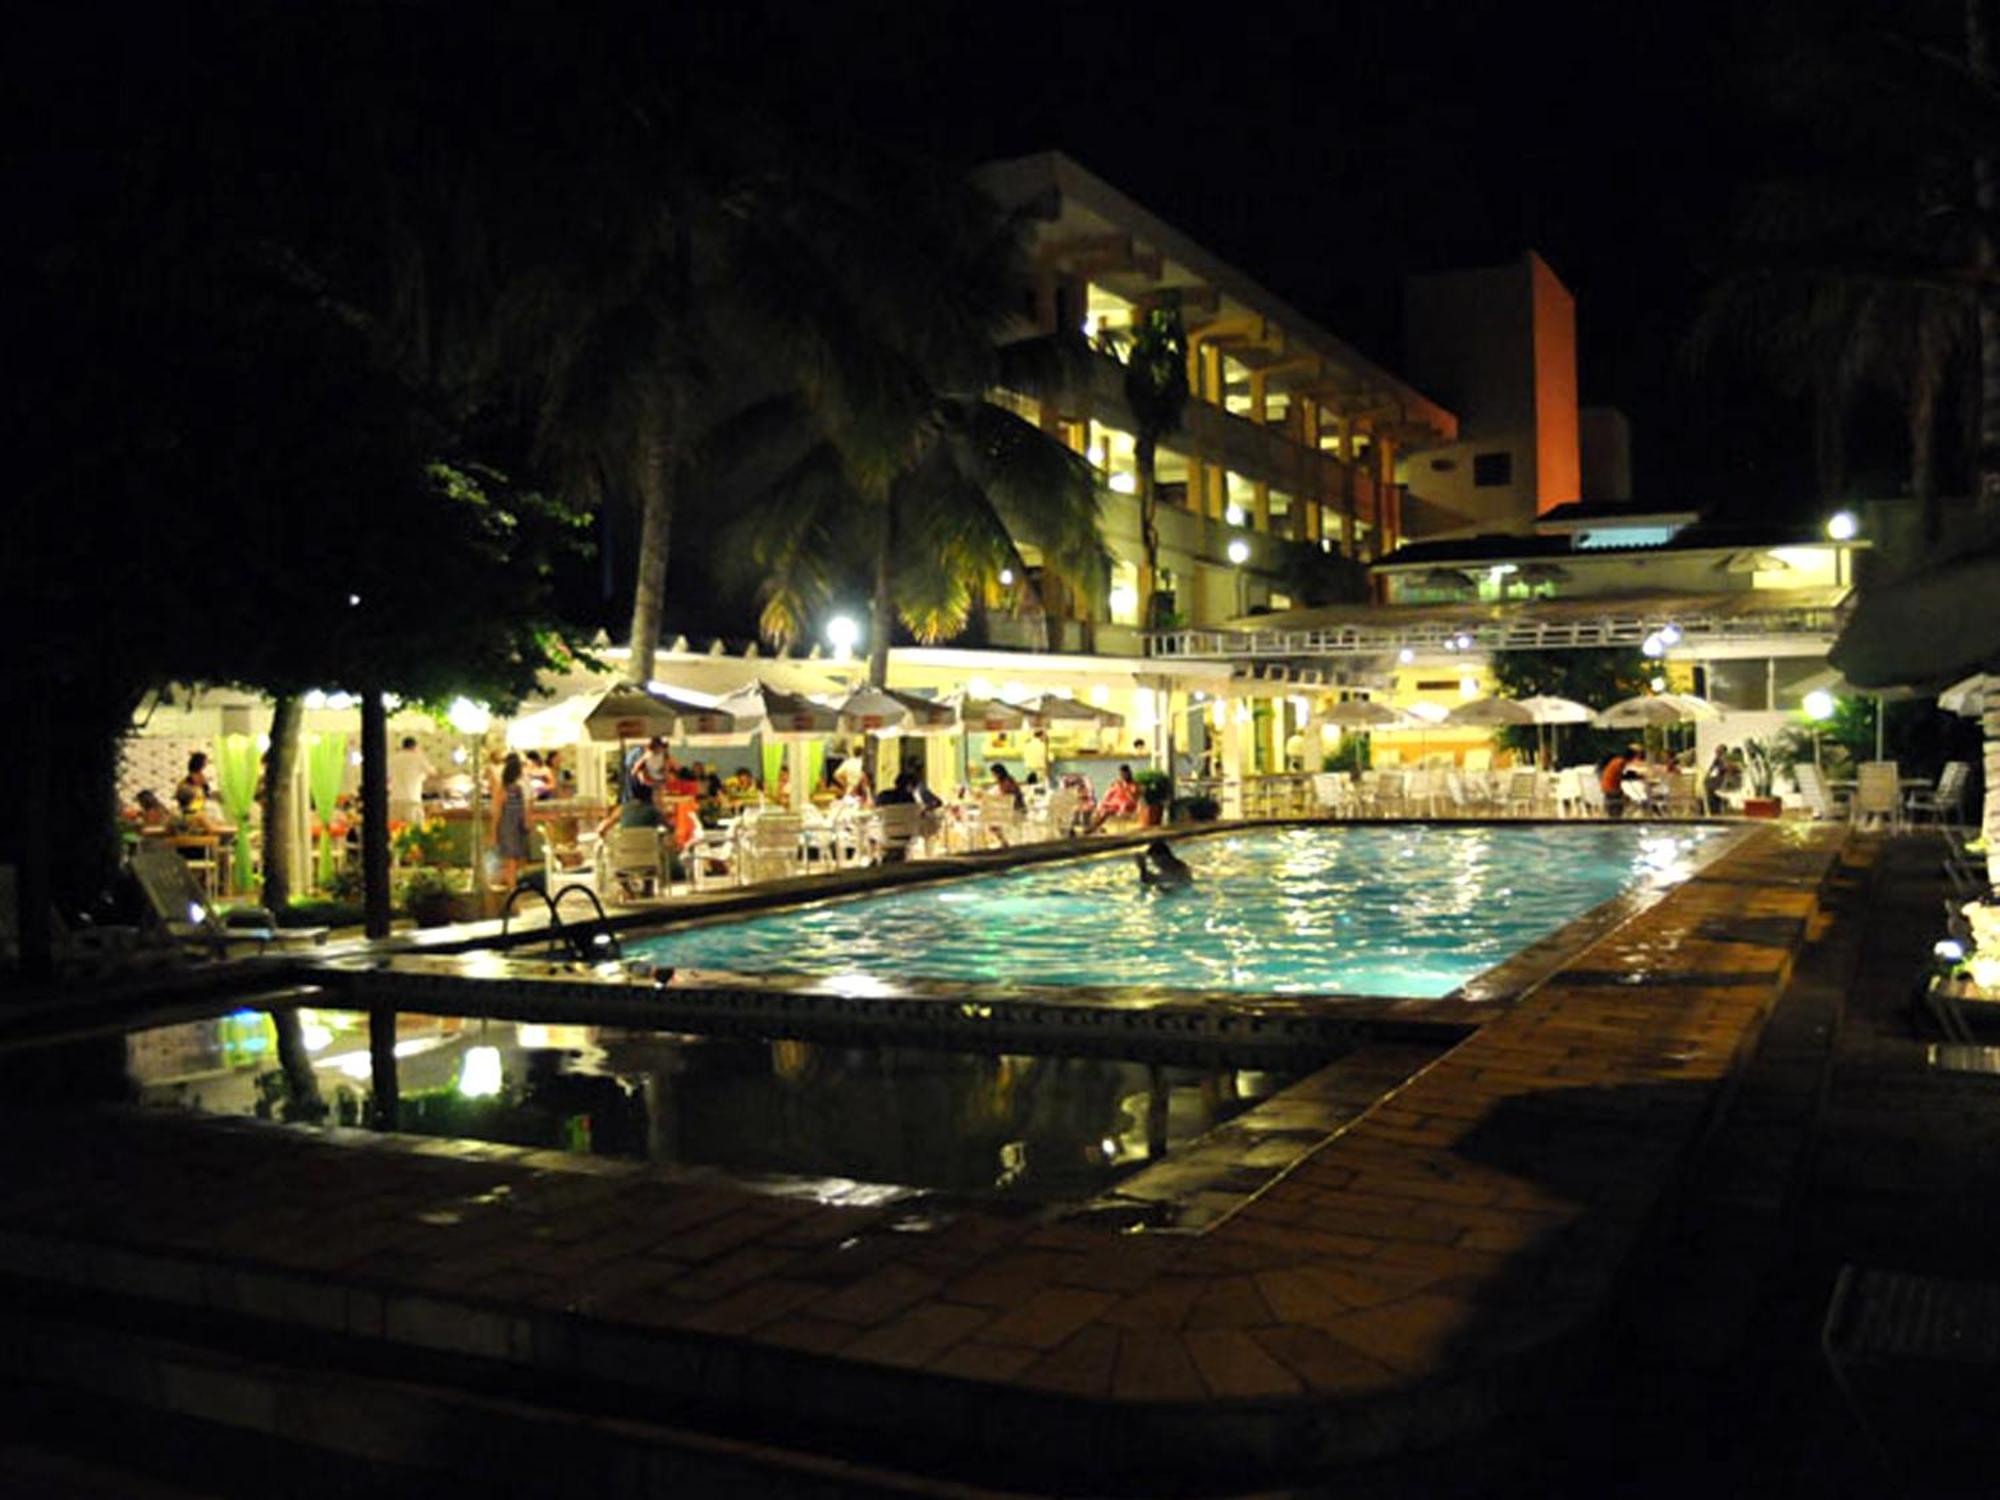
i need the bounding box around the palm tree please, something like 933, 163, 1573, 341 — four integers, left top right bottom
715, 154, 1110, 687
1101, 301, 1191, 631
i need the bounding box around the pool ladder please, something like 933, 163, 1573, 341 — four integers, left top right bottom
497, 882, 623, 965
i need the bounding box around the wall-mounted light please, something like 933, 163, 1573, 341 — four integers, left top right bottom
1224, 504, 1245, 526
1826, 510, 1859, 542
1226, 538, 1252, 565
1802, 689, 1836, 722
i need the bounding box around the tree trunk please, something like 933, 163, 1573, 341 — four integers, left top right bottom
1971, 0, 2000, 505
1136, 432, 1163, 631
867, 500, 896, 690
270, 1006, 326, 1122
262, 692, 302, 913
360, 689, 391, 939
626, 402, 680, 686
1812, 372, 1848, 505
1911, 363, 1943, 549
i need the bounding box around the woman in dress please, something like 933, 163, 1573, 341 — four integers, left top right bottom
491, 752, 531, 890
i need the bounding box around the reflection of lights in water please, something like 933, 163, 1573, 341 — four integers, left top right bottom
320, 1035, 453, 1082
458, 1046, 503, 1098
826, 970, 896, 998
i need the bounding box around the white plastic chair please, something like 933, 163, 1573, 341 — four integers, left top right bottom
598, 825, 666, 902
1854, 762, 1904, 831
736, 812, 807, 883
869, 802, 925, 863
1908, 762, 1971, 827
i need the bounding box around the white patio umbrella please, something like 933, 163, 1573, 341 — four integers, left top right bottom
715, 681, 843, 740
940, 691, 1030, 733
506, 682, 741, 750
1017, 691, 1124, 728
820, 685, 959, 737
715, 681, 844, 810
1659, 692, 1724, 722
1516, 695, 1594, 726
1320, 699, 1412, 728
1445, 697, 1537, 727
1596, 694, 1706, 728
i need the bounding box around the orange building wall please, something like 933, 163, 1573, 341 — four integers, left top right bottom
1529, 253, 1580, 513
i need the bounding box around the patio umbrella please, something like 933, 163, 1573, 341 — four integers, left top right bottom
716, 681, 844, 811
1830, 547, 2000, 689
714, 682, 842, 741
940, 691, 1029, 733
506, 682, 740, 750
1517, 695, 1595, 767
1593, 695, 1692, 729
1445, 697, 1536, 727
1320, 699, 1411, 728
1017, 691, 1124, 728
820, 685, 959, 737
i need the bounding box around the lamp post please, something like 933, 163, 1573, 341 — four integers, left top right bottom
1226, 535, 1251, 618
1803, 687, 1835, 770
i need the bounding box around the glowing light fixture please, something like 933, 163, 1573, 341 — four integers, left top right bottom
825, 614, 860, 659
1827, 510, 1859, 541
1658, 624, 1682, 646
1459, 677, 1479, 699
1398, 647, 1415, 664
1226, 538, 1252, 565
1108, 472, 1137, 494
458, 1045, 503, 1098
998, 567, 1015, 587
1936, 938, 1968, 964
1454, 633, 1473, 651
447, 697, 491, 736
1085, 445, 1106, 466
1650, 676, 1668, 692
1642, 633, 1665, 658
1802, 689, 1836, 721
1088, 684, 1110, 706
1224, 504, 1245, 526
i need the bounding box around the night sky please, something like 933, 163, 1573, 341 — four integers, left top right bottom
753, 0, 1834, 519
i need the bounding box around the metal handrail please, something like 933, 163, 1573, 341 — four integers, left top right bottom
497, 883, 619, 965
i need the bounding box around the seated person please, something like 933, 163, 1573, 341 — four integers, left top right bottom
876, 770, 919, 806
1088, 764, 1142, 833
596, 737, 671, 837
1135, 839, 1193, 890
133, 788, 172, 830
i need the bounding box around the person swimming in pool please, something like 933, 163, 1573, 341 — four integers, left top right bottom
1135, 839, 1193, 890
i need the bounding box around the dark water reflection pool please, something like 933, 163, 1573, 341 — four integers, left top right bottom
128, 1012, 1316, 1201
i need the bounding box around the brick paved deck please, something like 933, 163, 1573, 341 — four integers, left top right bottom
0, 822, 1846, 1490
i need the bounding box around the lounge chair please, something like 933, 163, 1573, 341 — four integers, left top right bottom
129, 843, 326, 956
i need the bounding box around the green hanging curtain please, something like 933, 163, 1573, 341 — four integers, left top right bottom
306, 731, 348, 889
803, 740, 825, 796
215, 733, 260, 894
761, 740, 785, 796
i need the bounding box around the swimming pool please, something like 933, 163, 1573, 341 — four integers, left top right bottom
625, 823, 1725, 1000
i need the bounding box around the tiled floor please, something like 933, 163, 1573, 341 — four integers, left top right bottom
0, 822, 1848, 1489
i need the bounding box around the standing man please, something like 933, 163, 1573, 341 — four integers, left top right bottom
389, 735, 435, 832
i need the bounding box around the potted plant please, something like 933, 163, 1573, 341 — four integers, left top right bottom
402, 867, 457, 928
1175, 792, 1221, 823
1741, 739, 1782, 818
1134, 769, 1174, 827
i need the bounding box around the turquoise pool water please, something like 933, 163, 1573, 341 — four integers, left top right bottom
624, 823, 1723, 999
